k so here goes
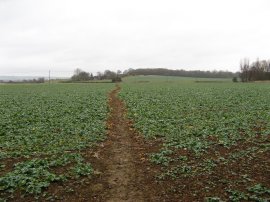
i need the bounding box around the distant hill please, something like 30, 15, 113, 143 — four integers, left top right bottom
124, 68, 238, 78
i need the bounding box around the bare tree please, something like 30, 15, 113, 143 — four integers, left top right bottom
240, 58, 270, 82
117, 70, 122, 75
240, 58, 250, 82
96, 72, 103, 80
71, 68, 90, 81
74, 68, 82, 76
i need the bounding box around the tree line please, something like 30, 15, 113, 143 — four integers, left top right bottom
70, 68, 122, 82
239, 58, 270, 82
122, 68, 237, 78
70, 59, 270, 83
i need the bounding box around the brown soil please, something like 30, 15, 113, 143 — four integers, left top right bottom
96, 84, 161, 201
17, 84, 163, 202
154, 135, 270, 201
3, 84, 269, 202
1, 84, 165, 201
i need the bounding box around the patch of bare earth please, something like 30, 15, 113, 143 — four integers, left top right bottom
155, 135, 270, 201
99, 84, 162, 201
43, 85, 163, 201
2, 85, 269, 202
4, 84, 164, 202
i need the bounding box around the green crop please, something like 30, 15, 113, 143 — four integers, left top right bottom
0, 83, 113, 199
120, 76, 270, 158
120, 76, 270, 200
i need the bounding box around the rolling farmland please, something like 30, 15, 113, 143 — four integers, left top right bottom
120, 76, 270, 201
0, 76, 270, 201
0, 83, 114, 200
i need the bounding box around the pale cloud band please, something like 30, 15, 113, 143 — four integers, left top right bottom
0, 0, 269, 76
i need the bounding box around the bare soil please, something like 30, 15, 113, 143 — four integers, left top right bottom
96, 84, 161, 201
3, 84, 269, 202
43, 84, 164, 201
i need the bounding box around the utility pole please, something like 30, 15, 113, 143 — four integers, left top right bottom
49, 70, 51, 84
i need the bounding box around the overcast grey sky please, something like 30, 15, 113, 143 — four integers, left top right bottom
0, 0, 270, 76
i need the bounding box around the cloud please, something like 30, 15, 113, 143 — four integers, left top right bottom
0, 0, 270, 76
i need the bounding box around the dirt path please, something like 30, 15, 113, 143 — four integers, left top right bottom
99, 84, 160, 201
10, 84, 164, 202
104, 85, 144, 201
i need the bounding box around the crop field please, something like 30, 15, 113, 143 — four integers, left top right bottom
0, 76, 270, 201
0, 83, 113, 200
120, 76, 270, 201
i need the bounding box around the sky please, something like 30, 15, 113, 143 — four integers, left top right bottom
0, 0, 270, 77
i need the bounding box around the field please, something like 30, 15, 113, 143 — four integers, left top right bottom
0, 83, 114, 200
120, 76, 270, 201
0, 76, 270, 201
